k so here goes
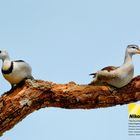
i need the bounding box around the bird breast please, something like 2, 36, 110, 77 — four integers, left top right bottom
108, 64, 134, 88
2, 60, 12, 71
3, 61, 32, 85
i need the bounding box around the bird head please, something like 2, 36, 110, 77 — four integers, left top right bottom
127, 44, 140, 55
0, 50, 9, 61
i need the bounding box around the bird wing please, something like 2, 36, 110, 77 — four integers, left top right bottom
101, 66, 118, 72
13, 60, 32, 72
89, 66, 118, 78
14, 60, 25, 62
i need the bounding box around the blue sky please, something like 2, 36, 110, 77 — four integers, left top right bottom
0, 0, 140, 139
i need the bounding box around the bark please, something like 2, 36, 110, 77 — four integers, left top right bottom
0, 76, 140, 135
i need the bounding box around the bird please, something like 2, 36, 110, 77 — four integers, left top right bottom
89, 44, 140, 88
0, 50, 33, 88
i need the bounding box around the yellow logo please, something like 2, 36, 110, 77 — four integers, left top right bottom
128, 104, 140, 119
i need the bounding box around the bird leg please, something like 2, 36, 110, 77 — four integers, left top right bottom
1, 84, 16, 96
1, 79, 31, 96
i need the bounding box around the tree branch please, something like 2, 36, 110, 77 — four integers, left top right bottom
0, 76, 140, 135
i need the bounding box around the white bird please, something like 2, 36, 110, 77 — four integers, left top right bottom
0, 50, 33, 88
89, 45, 140, 88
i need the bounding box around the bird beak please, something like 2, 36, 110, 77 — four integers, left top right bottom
136, 50, 140, 54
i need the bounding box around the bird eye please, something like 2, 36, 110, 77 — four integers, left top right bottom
131, 46, 136, 49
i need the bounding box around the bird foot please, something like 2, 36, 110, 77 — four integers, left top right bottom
2, 86, 16, 96
1, 81, 27, 96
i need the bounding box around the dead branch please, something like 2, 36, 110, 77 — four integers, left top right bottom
0, 76, 140, 135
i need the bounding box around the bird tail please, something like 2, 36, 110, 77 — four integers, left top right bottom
89, 73, 96, 78
89, 72, 97, 85
27, 75, 34, 80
